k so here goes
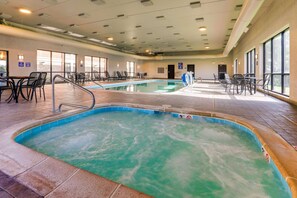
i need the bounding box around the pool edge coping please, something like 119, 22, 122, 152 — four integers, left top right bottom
1, 103, 296, 197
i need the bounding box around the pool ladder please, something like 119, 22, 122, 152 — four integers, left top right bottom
52, 74, 97, 112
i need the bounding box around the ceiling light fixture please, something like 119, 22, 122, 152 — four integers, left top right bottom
37, 24, 65, 32
190, 1, 201, 8
66, 31, 85, 38
199, 26, 207, 31
19, 8, 32, 14
205, 46, 210, 49
107, 37, 113, 41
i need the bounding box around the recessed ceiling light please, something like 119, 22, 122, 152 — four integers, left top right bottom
190, 1, 201, 8
205, 46, 210, 49
199, 26, 207, 31
19, 8, 32, 14
145, 49, 150, 53
107, 37, 113, 41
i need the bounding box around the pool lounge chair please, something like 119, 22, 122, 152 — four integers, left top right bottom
116, 71, 126, 80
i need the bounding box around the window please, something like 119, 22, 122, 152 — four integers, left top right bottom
37, 50, 76, 83
84, 56, 108, 79
263, 29, 290, 96
246, 49, 255, 75
0, 50, 8, 86
127, 61, 135, 77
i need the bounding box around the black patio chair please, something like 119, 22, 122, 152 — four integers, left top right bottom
21, 72, 41, 102
36, 72, 47, 101
0, 78, 14, 102
116, 71, 126, 80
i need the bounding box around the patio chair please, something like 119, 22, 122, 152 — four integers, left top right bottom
254, 74, 271, 95
76, 73, 85, 84
123, 71, 129, 79
21, 72, 41, 101
105, 71, 118, 81
0, 78, 13, 102
213, 73, 218, 83
116, 71, 126, 80
36, 72, 47, 101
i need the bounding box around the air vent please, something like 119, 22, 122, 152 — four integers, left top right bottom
135, 25, 142, 28
190, 1, 201, 8
147, 32, 153, 35
140, 0, 153, 6
92, 31, 98, 34
228, 28, 233, 30
90, 0, 106, 5
117, 14, 125, 18
195, 17, 204, 22
103, 24, 109, 27
156, 38, 160, 40
120, 31, 125, 34
203, 39, 208, 41
204, 43, 209, 45
201, 34, 207, 36
78, 13, 90, 18
173, 33, 180, 35
231, 18, 237, 22
235, 4, 242, 11
38, 13, 50, 17
156, 15, 165, 19
132, 37, 137, 39
166, 26, 173, 28
0, 12, 12, 19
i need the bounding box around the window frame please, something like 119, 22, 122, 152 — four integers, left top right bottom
263, 29, 290, 96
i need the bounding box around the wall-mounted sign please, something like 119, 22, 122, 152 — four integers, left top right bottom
178, 62, 183, 69
25, 62, 31, 67
18, 62, 24, 67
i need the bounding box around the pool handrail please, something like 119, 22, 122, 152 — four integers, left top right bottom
90, 79, 104, 89
52, 74, 95, 112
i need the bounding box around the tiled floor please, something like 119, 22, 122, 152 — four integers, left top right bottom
0, 80, 297, 197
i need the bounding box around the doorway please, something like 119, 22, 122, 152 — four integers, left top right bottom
218, 64, 227, 80
168, 65, 175, 79
187, 64, 195, 78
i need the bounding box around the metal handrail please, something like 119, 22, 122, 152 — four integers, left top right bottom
90, 79, 105, 89
52, 74, 95, 112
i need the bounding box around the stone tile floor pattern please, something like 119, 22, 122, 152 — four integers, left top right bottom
0, 80, 297, 197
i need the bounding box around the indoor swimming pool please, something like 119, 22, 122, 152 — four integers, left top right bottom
87, 80, 184, 93
15, 107, 291, 198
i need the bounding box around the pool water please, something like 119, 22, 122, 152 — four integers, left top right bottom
16, 109, 290, 198
105, 80, 184, 93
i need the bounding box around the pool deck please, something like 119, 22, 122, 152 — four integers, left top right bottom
0, 80, 297, 197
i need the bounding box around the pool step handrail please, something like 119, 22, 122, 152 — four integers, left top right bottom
52, 74, 96, 112
90, 79, 105, 89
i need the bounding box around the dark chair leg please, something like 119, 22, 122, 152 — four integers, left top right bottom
43, 87, 46, 100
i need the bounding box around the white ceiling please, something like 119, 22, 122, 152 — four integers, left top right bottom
0, 0, 244, 56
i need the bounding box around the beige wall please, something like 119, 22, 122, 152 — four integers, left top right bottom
142, 57, 232, 79
0, 34, 142, 77
232, 0, 297, 101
